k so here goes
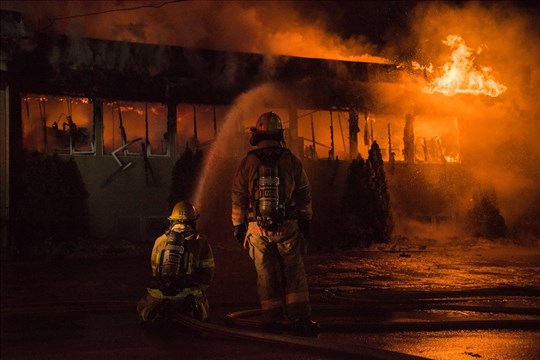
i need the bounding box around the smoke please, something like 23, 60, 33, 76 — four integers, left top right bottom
1, 1, 390, 63
193, 82, 291, 208
370, 1, 540, 232
191, 82, 300, 242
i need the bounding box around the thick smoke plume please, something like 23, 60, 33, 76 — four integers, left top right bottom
372, 1, 539, 235
1, 0, 389, 63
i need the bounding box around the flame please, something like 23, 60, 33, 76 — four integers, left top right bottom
423, 35, 507, 97
411, 61, 433, 73
104, 102, 145, 115
58, 97, 90, 104
444, 155, 460, 163
119, 106, 145, 116
23, 96, 48, 102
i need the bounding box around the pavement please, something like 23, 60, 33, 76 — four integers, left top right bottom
2, 240, 540, 360
2, 247, 339, 360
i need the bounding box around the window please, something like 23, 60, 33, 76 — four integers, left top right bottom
176, 104, 230, 154
22, 94, 94, 154
103, 101, 168, 155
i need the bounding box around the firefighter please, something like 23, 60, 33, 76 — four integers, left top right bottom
231, 111, 319, 336
137, 201, 215, 328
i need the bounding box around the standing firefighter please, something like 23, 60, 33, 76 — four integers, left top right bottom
137, 201, 214, 328
232, 111, 319, 336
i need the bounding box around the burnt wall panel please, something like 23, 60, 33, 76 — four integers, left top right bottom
73, 155, 174, 240
10, 34, 397, 108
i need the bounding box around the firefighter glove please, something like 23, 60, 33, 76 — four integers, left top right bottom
299, 219, 310, 238
234, 223, 248, 247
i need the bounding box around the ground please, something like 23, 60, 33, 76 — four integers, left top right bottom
1, 236, 539, 359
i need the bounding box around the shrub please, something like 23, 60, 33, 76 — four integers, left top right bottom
337, 141, 393, 248
168, 145, 204, 209
14, 151, 90, 256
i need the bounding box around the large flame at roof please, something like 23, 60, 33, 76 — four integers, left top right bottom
423, 35, 507, 97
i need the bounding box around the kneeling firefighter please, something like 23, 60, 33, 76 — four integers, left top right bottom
137, 201, 215, 327
231, 111, 319, 336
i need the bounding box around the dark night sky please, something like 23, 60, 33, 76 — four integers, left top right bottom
286, 1, 537, 39
1, 1, 418, 42
295, 1, 417, 41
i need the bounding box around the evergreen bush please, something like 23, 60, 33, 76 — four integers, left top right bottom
14, 151, 90, 256
466, 189, 506, 238
337, 141, 393, 248
168, 145, 204, 209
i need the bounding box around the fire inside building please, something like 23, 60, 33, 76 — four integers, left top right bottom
1, 2, 539, 359
1, 9, 482, 252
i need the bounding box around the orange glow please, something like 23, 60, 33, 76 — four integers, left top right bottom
1, 1, 393, 64
23, 96, 48, 102
411, 61, 433, 73
21, 94, 94, 153
423, 35, 507, 97
103, 101, 167, 154
119, 105, 145, 116
58, 97, 90, 104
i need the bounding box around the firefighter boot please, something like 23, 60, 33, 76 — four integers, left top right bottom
292, 318, 320, 337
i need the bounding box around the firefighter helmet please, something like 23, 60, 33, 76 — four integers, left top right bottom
168, 201, 199, 221
250, 112, 284, 134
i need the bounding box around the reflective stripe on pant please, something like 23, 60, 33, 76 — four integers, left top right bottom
247, 221, 311, 321
147, 287, 203, 300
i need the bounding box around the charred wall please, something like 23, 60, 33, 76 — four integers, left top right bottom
71, 155, 173, 240
8, 34, 397, 106
5, 31, 400, 247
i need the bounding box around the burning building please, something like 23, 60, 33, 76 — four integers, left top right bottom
1, 8, 401, 250
1, 1, 538, 254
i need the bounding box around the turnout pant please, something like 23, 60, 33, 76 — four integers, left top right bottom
246, 220, 311, 322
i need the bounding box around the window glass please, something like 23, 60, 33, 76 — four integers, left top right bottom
103, 101, 167, 155
22, 94, 94, 154
176, 104, 230, 154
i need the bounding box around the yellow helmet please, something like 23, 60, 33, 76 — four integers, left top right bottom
168, 201, 199, 221
250, 111, 283, 134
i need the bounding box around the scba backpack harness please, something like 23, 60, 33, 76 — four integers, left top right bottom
157, 230, 190, 296
250, 147, 290, 232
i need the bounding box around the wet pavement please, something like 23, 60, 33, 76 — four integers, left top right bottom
2, 237, 540, 359
2, 309, 353, 360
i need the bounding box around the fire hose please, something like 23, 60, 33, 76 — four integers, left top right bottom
3, 288, 539, 360
1, 301, 428, 360
175, 312, 430, 360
